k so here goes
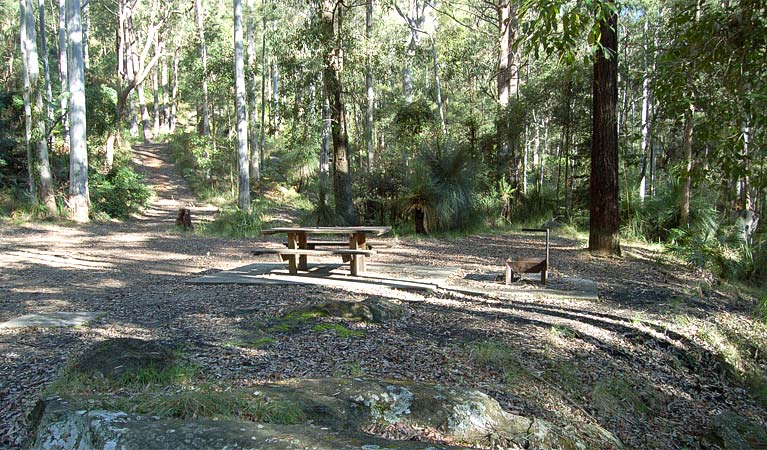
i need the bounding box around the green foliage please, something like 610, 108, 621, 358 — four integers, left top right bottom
304, 182, 336, 227
402, 143, 479, 233
85, 84, 118, 137
311, 323, 365, 338
204, 203, 264, 237
49, 360, 197, 395
393, 98, 436, 136
168, 132, 234, 201
90, 167, 152, 219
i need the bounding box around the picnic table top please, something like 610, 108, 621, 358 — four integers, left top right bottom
262, 226, 392, 236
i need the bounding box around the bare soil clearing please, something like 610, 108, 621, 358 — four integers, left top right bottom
1, 144, 765, 449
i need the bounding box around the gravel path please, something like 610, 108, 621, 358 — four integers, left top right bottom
1, 144, 765, 449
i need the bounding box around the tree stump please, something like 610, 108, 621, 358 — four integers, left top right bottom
176, 208, 193, 230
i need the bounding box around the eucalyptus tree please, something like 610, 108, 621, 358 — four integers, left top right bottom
364, 0, 374, 170
20, 0, 56, 213
319, 0, 355, 224
234, 0, 251, 209
522, 0, 622, 255
67, 0, 89, 222
247, 0, 260, 183
195, 0, 210, 135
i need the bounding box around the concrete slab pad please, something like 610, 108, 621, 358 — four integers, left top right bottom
0, 311, 102, 329
452, 274, 599, 301
188, 263, 460, 293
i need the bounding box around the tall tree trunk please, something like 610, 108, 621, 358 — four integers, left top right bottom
680, 105, 694, 225
364, 0, 374, 171
152, 53, 160, 137
320, 0, 355, 224
170, 42, 178, 132
234, 0, 250, 210
247, 0, 260, 183
57, 0, 68, 145
259, 4, 266, 171
321, 95, 330, 188
497, 1, 510, 108
195, 0, 210, 135
523, 125, 529, 195
20, 0, 35, 198
67, 0, 89, 222
82, 0, 89, 69
160, 37, 169, 134
272, 59, 279, 135
38, 0, 54, 130
137, 82, 152, 142
429, 36, 446, 134
394, 1, 426, 103
129, 93, 139, 136
741, 115, 751, 209
588, 2, 621, 256
639, 19, 651, 203
496, 1, 519, 184
541, 118, 548, 194
23, 0, 56, 212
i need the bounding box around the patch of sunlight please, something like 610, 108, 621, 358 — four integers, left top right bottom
5, 250, 115, 270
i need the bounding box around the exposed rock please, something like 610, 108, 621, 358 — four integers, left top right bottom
29, 397, 464, 450
72, 338, 175, 380
253, 378, 623, 449
31, 377, 623, 450
305, 297, 405, 323
705, 411, 767, 450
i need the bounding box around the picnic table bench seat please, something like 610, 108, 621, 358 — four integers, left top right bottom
252, 247, 377, 276
257, 226, 391, 277
281, 240, 391, 250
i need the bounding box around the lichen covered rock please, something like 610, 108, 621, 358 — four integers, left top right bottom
29, 397, 465, 450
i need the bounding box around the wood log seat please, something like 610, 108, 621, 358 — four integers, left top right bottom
505, 228, 550, 285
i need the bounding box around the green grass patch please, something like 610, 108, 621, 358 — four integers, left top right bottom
548, 324, 577, 341
49, 361, 197, 395
102, 388, 305, 424
468, 341, 529, 383
552, 361, 579, 391
591, 375, 663, 417
260, 309, 329, 334
333, 361, 364, 377
312, 323, 365, 338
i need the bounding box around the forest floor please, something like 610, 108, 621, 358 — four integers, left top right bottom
1, 143, 766, 449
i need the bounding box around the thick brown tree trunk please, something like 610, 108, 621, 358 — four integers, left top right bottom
588, 3, 621, 256
320, 0, 355, 225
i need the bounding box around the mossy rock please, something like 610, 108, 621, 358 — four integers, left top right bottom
72, 338, 175, 380
300, 297, 405, 324
705, 411, 767, 450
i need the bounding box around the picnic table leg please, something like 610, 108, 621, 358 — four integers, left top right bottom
298, 233, 308, 271
348, 233, 362, 276
287, 232, 298, 275
356, 232, 367, 273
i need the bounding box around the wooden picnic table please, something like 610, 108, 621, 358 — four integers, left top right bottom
259, 226, 391, 276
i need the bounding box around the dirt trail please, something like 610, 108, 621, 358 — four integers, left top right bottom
130, 143, 218, 230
